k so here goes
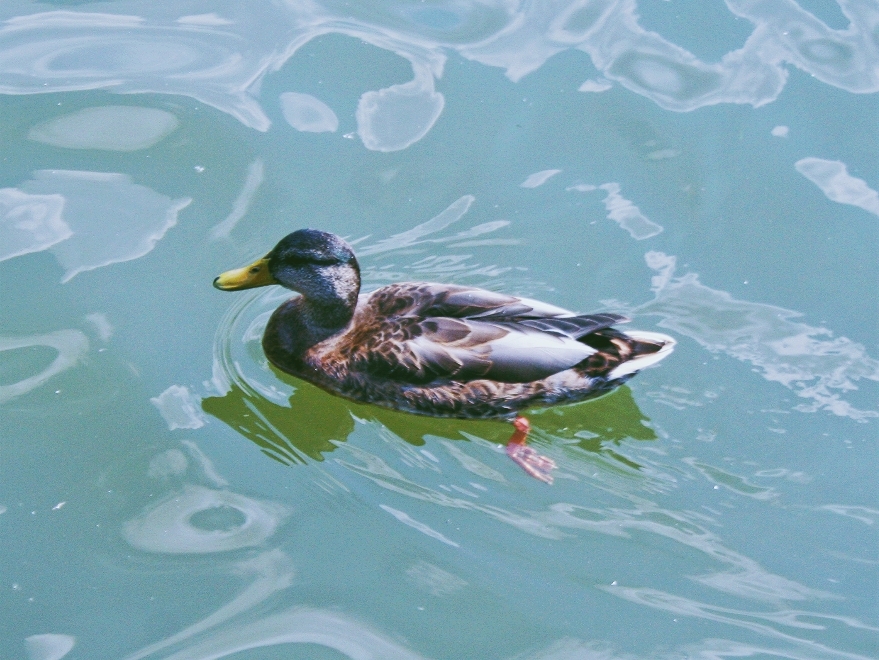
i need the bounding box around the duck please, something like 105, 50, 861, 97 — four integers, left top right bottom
214, 229, 675, 483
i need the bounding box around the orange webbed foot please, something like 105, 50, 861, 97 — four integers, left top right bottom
505, 416, 556, 484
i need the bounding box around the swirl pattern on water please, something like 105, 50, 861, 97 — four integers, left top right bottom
1, 1, 876, 149
210, 284, 295, 405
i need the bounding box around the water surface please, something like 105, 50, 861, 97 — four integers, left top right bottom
1, 1, 877, 659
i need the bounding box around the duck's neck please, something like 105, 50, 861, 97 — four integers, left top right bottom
263, 264, 360, 367
299, 293, 357, 336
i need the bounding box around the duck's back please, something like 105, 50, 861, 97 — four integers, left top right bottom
293, 282, 673, 419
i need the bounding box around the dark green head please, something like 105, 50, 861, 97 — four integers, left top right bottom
214, 229, 360, 306
267, 229, 357, 286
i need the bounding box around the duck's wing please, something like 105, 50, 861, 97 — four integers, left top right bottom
345, 284, 629, 385
366, 283, 580, 320
423, 285, 581, 320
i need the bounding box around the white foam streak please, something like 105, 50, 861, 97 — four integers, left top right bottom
570, 182, 663, 239
0, 188, 69, 261
358, 195, 475, 256
28, 106, 179, 151
380, 504, 460, 547
406, 560, 468, 596
209, 159, 264, 240
357, 61, 444, 152
157, 608, 427, 660
598, 183, 663, 239
578, 78, 613, 92
17, 170, 190, 282
0, 330, 89, 404
182, 440, 230, 488
280, 92, 338, 132
122, 485, 290, 554
795, 157, 879, 216
601, 585, 875, 660
0, 0, 873, 147
520, 169, 562, 188
151, 385, 207, 430
122, 550, 296, 660
543, 502, 830, 603
640, 252, 879, 421
25, 635, 75, 660
818, 505, 879, 526
176, 14, 234, 27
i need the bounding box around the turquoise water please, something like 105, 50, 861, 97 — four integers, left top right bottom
1, 1, 877, 659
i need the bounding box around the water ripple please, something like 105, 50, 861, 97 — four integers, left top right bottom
2, 1, 876, 147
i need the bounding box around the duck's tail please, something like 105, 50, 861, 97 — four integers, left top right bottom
579, 329, 676, 380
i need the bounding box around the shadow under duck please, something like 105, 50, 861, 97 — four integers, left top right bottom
214, 229, 674, 483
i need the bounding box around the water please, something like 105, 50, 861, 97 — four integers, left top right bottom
1, 1, 877, 658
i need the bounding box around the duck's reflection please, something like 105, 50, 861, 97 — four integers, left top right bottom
202, 370, 655, 469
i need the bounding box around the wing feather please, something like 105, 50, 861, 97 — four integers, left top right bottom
345, 283, 629, 385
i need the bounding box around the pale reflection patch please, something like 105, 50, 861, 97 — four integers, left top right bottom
0, 1, 876, 148
20, 170, 191, 282
0, 188, 68, 262
527, 636, 875, 660
121, 548, 425, 660
176, 13, 234, 27
598, 585, 873, 658
639, 252, 879, 421
179, 440, 229, 488
795, 157, 879, 217
141, 608, 427, 660
336, 441, 567, 540
567, 182, 663, 239
0, 11, 277, 130
599, 183, 663, 239
0, 329, 89, 404
151, 385, 207, 430
358, 194, 476, 256
357, 64, 445, 152
122, 485, 290, 553
818, 505, 879, 526
520, 169, 562, 188
24, 634, 75, 660
772, 125, 790, 137
683, 457, 778, 501
147, 448, 189, 480
280, 92, 338, 132
209, 159, 264, 240
84, 312, 113, 341
441, 439, 506, 482
578, 78, 613, 92
406, 560, 468, 596
542, 502, 830, 602
380, 504, 460, 547
28, 106, 179, 151
122, 549, 296, 660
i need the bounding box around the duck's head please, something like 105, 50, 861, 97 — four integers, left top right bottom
213, 229, 360, 305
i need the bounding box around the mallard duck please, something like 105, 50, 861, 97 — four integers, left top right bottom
214, 229, 674, 483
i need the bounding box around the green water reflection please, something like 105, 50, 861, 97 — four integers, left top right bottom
203, 372, 655, 467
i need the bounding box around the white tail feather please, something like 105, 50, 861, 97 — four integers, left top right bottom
607, 331, 676, 379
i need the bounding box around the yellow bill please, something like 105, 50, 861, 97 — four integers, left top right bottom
213, 257, 276, 291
